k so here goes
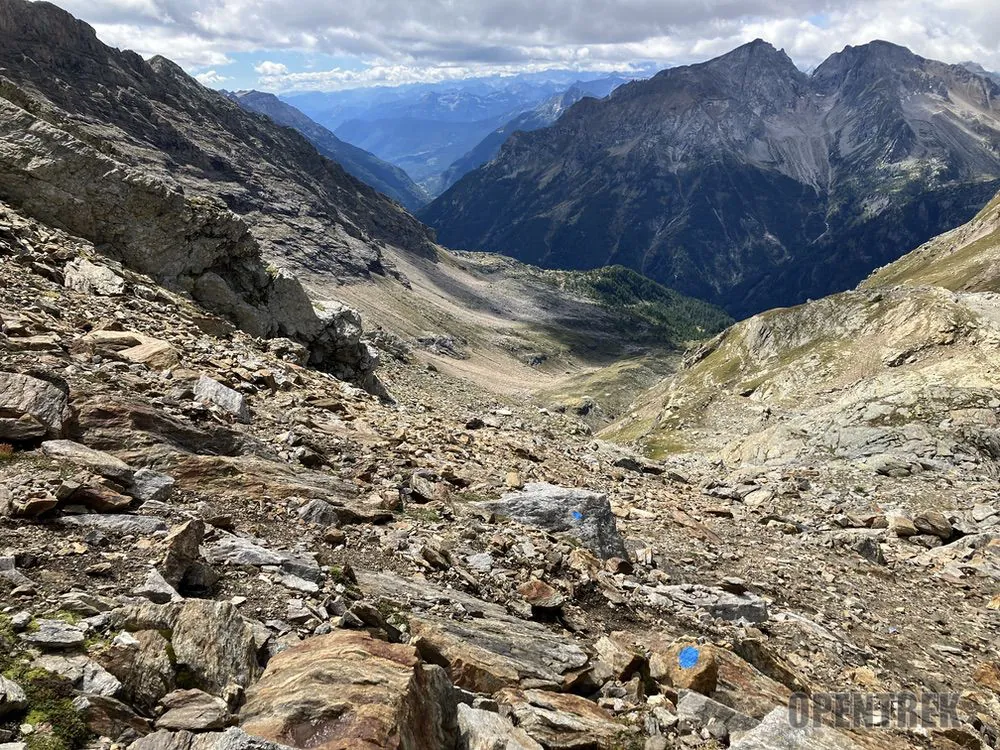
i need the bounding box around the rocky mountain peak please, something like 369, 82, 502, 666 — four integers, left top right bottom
0, 0, 101, 51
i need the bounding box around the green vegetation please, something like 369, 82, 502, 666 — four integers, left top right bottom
0, 618, 91, 750
561, 266, 733, 346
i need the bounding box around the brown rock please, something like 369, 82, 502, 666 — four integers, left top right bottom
516, 579, 565, 611
240, 631, 456, 750
650, 641, 719, 696
913, 511, 953, 540
973, 661, 1000, 694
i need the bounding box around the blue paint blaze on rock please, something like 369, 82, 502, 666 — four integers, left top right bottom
678, 645, 700, 670
571, 510, 584, 522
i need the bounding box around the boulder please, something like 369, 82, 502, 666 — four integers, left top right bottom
0, 371, 69, 440
730, 706, 863, 749
360, 572, 589, 693
0, 675, 27, 717
64, 257, 126, 295
676, 691, 758, 741
194, 377, 250, 423
98, 630, 177, 712
131, 728, 296, 750
478, 483, 627, 560
41, 440, 134, 483
32, 654, 121, 697
650, 641, 719, 695
496, 689, 624, 749
913, 511, 954, 540
171, 600, 261, 693
133, 468, 176, 503
240, 631, 457, 750
157, 690, 231, 732
160, 520, 207, 588
456, 704, 542, 750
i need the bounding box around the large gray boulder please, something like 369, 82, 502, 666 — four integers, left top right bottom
479, 483, 627, 560
0, 371, 69, 440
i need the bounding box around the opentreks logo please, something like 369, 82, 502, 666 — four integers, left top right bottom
787, 692, 961, 730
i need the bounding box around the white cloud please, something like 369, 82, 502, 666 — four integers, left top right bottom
254, 60, 288, 76
194, 69, 229, 85
55, 0, 1000, 88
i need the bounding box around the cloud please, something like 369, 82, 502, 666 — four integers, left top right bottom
254, 60, 288, 76
55, 0, 1000, 89
194, 69, 229, 85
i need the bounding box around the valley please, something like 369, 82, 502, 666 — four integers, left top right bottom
0, 2, 998, 750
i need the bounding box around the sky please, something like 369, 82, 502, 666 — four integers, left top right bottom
53, 0, 1000, 92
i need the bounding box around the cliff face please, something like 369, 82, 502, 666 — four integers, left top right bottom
422, 40, 1000, 317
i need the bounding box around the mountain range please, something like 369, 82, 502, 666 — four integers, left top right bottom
226, 90, 428, 211
289, 74, 636, 196
422, 40, 1000, 317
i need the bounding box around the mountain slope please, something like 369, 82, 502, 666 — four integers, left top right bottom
606, 189, 1000, 478
0, 0, 435, 287
863, 191, 1000, 291
227, 90, 428, 211
422, 40, 1000, 318
436, 78, 627, 194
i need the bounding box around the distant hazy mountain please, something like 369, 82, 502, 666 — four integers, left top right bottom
422, 41, 1000, 317
227, 90, 428, 211
433, 77, 627, 195
962, 61, 1000, 83
286, 71, 648, 193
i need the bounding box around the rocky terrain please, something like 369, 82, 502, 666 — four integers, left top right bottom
226, 91, 429, 212
422, 40, 1000, 317
0, 3, 998, 750
0, 0, 434, 288
2, 174, 999, 750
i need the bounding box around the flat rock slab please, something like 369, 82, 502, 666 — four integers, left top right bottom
58, 514, 167, 535
21, 619, 86, 649
359, 572, 589, 693
42, 439, 134, 483
240, 630, 456, 750
157, 689, 230, 731
496, 689, 625, 749
648, 584, 769, 623
478, 483, 627, 560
